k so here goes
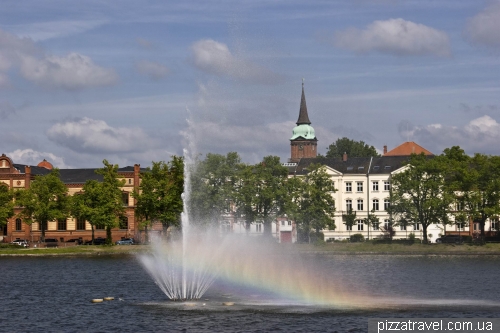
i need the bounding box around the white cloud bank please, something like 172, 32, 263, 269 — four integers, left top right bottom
190, 39, 284, 84
403, 115, 500, 155
334, 18, 451, 57
7, 148, 70, 169
464, 2, 500, 48
47, 117, 159, 154
0, 28, 117, 90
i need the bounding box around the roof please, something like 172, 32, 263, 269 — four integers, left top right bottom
296, 82, 311, 125
384, 141, 433, 156
37, 159, 53, 170
288, 156, 412, 176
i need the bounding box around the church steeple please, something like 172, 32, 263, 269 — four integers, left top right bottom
289, 80, 317, 163
296, 79, 311, 125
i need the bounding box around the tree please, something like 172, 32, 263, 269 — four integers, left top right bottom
364, 210, 380, 240
452, 153, 500, 240
17, 169, 69, 242
325, 137, 380, 159
134, 157, 184, 239
72, 161, 126, 245
0, 185, 15, 228
189, 152, 242, 228
342, 207, 356, 238
95, 160, 126, 244
389, 153, 453, 244
288, 164, 336, 243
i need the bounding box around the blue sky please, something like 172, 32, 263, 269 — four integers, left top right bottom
1, 0, 499, 168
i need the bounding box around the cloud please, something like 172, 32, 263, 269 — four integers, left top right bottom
333, 18, 451, 57
190, 39, 284, 84
463, 3, 500, 48
0, 28, 117, 90
401, 115, 500, 155
135, 60, 169, 80
47, 117, 159, 154
20, 53, 118, 90
7, 148, 70, 169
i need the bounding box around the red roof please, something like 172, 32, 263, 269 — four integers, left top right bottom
37, 159, 53, 170
384, 142, 433, 156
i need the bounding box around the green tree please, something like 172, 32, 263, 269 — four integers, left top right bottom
364, 210, 380, 240
189, 152, 242, 228
342, 207, 356, 238
449, 153, 500, 240
288, 164, 336, 243
234, 164, 258, 231
325, 137, 380, 158
137, 157, 185, 236
17, 169, 69, 242
389, 153, 453, 244
96, 160, 126, 244
0, 185, 15, 228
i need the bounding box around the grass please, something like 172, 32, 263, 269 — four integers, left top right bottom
295, 241, 500, 254
2, 241, 500, 256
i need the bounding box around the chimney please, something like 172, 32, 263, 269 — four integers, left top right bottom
383, 145, 387, 155
25, 166, 31, 189
343, 152, 347, 162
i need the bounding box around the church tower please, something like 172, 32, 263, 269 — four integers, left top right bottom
289, 80, 317, 162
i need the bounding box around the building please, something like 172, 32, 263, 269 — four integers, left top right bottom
283, 84, 497, 242
0, 153, 141, 244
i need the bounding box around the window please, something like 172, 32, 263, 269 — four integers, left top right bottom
492, 220, 498, 231
456, 201, 464, 211
384, 219, 390, 229
373, 166, 380, 171
122, 192, 129, 206
358, 166, 364, 171
372, 221, 380, 230
384, 181, 391, 191
281, 221, 285, 226
96, 224, 105, 230
372, 199, 379, 211
372, 181, 379, 191
128, 179, 132, 184
384, 199, 390, 210
414, 223, 420, 231
77, 218, 86, 230
346, 182, 352, 192
357, 199, 363, 211
288, 221, 292, 226
357, 182, 363, 192
457, 223, 465, 231
57, 219, 67, 231
256, 223, 262, 232
347, 166, 353, 171
15, 218, 22, 231
400, 225, 406, 231
346, 225, 352, 231
119, 216, 128, 229
384, 166, 391, 170
474, 223, 479, 231
346, 199, 352, 211
357, 220, 364, 231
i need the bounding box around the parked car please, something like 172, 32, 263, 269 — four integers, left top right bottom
116, 238, 134, 245
84, 237, 106, 245
44, 238, 59, 248
11, 239, 29, 248
66, 238, 83, 245
435, 235, 464, 244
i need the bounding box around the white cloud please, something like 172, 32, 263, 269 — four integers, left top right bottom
463, 3, 500, 48
404, 115, 500, 155
0, 28, 117, 90
20, 53, 118, 90
190, 39, 284, 84
135, 60, 169, 80
7, 148, 70, 169
334, 18, 451, 57
47, 117, 159, 154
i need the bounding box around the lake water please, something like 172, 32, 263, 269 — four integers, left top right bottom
1, 253, 499, 332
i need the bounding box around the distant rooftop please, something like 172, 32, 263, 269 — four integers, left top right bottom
383, 141, 433, 157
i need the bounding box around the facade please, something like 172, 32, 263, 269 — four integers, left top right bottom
0, 153, 141, 244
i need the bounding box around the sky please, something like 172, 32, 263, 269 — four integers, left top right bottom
1, 0, 500, 168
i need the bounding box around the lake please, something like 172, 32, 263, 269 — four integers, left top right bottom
1, 253, 499, 332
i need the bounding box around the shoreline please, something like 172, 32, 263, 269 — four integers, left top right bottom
2, 243, 500, 257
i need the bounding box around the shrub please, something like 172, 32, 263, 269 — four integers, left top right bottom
350, 233, 365, 242
408, 232, 416, 244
